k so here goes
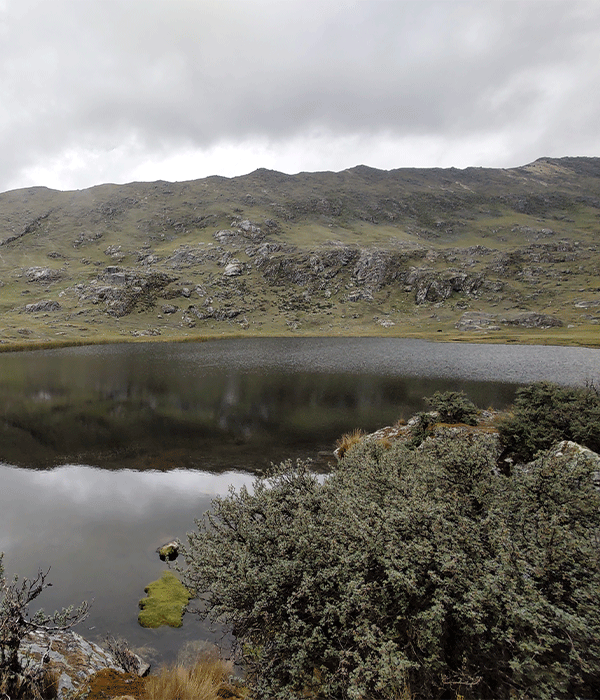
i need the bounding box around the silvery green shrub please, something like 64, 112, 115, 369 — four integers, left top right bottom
500, 380, 600, 462
180, 433, 600, 699
425, 390, 479, 426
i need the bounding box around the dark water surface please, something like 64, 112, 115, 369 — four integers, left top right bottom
0, 337, 598, 662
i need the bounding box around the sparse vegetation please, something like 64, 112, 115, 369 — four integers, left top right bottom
334, 428, 366, 459
144, 653, 244, 700
0, 554, 89, 700
80, 653, 245, 700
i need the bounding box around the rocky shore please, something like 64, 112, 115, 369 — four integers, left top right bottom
20, 629, 149, 699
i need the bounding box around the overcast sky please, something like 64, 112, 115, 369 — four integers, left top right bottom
1, 0, 599, 193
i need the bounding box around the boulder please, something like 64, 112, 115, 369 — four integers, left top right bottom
455, 311, 498, 331
157, 540, 179, 561
224, 260, 243, 277
25, 267, 62, 283
25, 300, 61, 313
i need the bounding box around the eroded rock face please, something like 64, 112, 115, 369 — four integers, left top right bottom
455, 311, 499, 331
501, 312, 564, 328
74, 270, 177, 317
20, 629, 149, 700
456, 310, 564, 331
407, 268, 483, 304
25, 300, 61, 313
25, 267, 63, 283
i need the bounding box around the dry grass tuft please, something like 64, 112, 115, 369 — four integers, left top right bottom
335, 428, 366, 460
377, 437, 393, 450
144, 653, 244, 700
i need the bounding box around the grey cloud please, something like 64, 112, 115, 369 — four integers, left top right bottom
0, 0, 599, 190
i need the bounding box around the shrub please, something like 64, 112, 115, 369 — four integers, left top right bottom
499, 380, 600, 462
179, 436, 600, 700
408, 411, 436, 447
0, 555, 90, 700
425, 390, 479, 425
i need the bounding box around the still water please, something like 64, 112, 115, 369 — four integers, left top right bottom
0, 337, 598, 663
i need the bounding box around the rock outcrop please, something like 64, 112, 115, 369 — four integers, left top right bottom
20, 629, 149, 700
456, 310, 564, 331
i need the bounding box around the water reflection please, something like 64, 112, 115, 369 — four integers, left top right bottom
0, 463, 254, 662
0, 338, 554, 470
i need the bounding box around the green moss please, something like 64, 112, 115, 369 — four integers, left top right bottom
138, 570, 191, 628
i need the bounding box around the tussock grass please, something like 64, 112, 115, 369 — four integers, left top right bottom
335, 428, 366, 460
144, 654, 244, 700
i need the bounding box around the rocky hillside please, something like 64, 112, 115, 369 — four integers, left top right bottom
0, 156, 599, 347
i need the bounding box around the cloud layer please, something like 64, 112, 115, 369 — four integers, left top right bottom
1, 0, 599, 191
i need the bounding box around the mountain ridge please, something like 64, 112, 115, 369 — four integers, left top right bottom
0, 156, 598, 348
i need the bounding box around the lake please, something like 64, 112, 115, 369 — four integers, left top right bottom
0, 337, 598, 664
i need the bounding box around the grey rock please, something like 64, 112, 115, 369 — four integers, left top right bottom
501, 312, 564, 328
20, 629, 150, 700
407, 268, 483, 304
224, 260, 243, 277
25, 267, 63, 283
574, 300, 600, 308
214, 229, 238, 244
104, 245, 122, 256
25, 300, 61, 313
455, 311, 498, 331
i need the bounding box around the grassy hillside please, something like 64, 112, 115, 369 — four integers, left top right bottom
0, 156, 599, 348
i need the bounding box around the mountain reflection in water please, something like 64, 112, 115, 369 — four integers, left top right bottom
1, 337, 599, 662
3, 336, 589, 470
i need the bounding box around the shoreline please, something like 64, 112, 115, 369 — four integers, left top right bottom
1, 325, 599, 354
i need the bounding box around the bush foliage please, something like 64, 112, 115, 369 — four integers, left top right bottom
499, 380, 600, 462
424, 390, 479, 425
180, 429, 600, 699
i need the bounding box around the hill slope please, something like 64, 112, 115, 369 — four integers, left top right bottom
0, 156, 599, 347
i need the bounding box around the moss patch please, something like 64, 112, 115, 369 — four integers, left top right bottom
80, 668, 147, 699
138, 570, 191, 629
